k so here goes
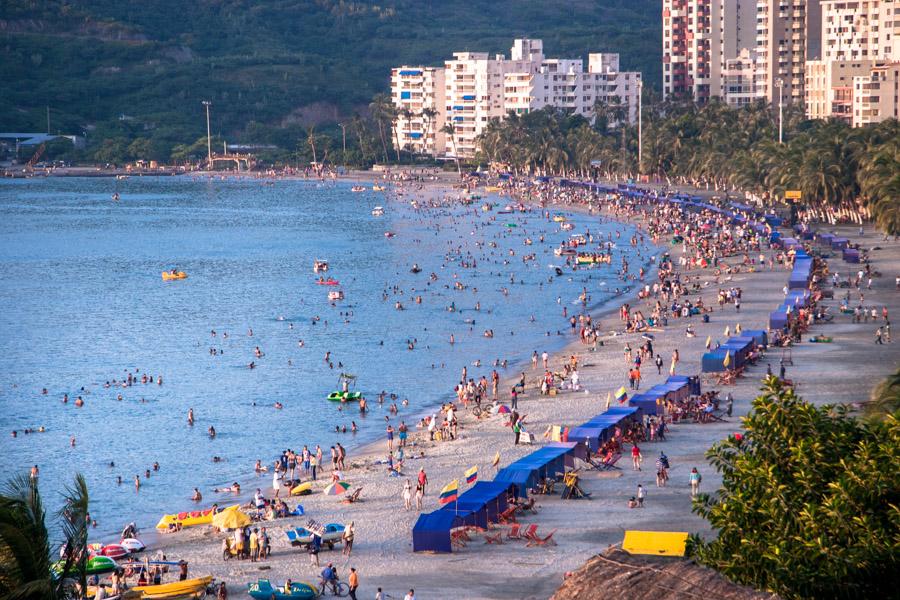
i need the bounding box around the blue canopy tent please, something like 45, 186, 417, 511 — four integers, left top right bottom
628, 392, 662, 415
720, 336, 754, 366
494, 444, 578, 497
818, 232, 834, 245
742, 329, 769, 347
412, 510, 475, 553
701, 350, 730, 373
843, 248, 860, 263
665, 374, 701, 396
781, 237, 800, 249
769, 306, 790, 330
566, 425, 608, 451
441, 480, 512, 527
831, 237, 849, 249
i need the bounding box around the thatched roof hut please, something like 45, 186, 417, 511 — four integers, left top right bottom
551, 547, 780, 600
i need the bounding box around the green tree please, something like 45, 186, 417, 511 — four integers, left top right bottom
0, 474, 91, 600
691, 378, 900, 599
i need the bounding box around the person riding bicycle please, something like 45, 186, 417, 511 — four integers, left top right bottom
320, 563, 339, 593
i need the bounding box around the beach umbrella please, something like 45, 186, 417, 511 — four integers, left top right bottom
724, 326, 730, 336
497, 404, 511, 414
704, 336, 712, 349
323, 481, 351, 496
491, 451, 501, 467
211, 507, 251, 530
735, 323, 742, 334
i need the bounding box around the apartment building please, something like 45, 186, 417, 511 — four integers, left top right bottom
754, 0, 823, 105
662, 0, 756, 102
391, 39, 641, 158
852, 61, 900, 125
390, 67, 446, 156
723, 48, 768, 105
805, 0, 900, 121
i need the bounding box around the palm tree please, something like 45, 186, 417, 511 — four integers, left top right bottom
0, 474, 90, 600
368, 93, 394, 164
306, 126, 318, 166
440, 123, 462, 176
421, 107, 437, 157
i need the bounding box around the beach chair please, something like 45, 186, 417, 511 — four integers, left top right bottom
450, 530, 467, 548
506, 524, 522, 540
497, 506, 518, 524
596, 452, 622, 471
341, 488, 363, 504
483, 531, 503, 544
521, 524, 539, 542
516, 497, 538, 514
526, 529, 557, 547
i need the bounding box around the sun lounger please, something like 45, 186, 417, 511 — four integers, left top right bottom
521, 524, 539, 542
341, 488, 363, 504
483, 531, 503, 544
516, 497, 538, 514
525, 529, 557, 547
506, 524, 522, 540
497, 506, 518, 524
588, 452, 622, 471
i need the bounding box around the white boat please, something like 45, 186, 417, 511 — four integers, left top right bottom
313, 260, 329, 273
560, 222, 574, 231
351, 186, 366, 192
371, 206, 384, 216
328, 290, 344, 301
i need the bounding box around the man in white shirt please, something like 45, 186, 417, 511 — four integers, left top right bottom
403, 590, 416, 600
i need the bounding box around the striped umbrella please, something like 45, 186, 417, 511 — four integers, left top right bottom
323, 481, 351, 496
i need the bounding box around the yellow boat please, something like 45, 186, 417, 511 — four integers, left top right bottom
161, 271, 187, 281
291, 481, 313, 496
372, 185, 386, 191
484, 186, 502, 193
155, 504, 238, 531
127, 576, 213, 600
552, 215, 567, 222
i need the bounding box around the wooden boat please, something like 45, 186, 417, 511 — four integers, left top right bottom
248, 580, 317, 600
161, 271, 187, 281
128, 576, 212, 600
155, 504, 237, 531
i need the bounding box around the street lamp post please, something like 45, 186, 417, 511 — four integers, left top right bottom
202, 100, 212, 169
775, 78, 784, 144
637, 79, 643, 177
338, 123, 347, 158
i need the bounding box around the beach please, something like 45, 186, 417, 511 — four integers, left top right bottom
136, 182, 900, 600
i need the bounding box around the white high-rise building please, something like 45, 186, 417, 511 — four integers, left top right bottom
805, 0, 900, 122
390, 67, 446, 156
391, 39, 641, 158
852, 61, 900, 125
723, 48, 768, 106
755, 0, 823, 106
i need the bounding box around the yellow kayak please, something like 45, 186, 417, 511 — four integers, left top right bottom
128, 576, 212, 600
484, 186, 502, 193
291, 481, 313, 496
155, 504, 238, 531
161, 271, 188, 281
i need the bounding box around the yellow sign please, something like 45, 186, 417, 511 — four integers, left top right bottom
785, 190, 802, 200
623, 530, 689, 556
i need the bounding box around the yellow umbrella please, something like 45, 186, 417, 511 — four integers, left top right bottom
736, 323, 742, 334
723, 351, 731, 368
211, 507, 251, 530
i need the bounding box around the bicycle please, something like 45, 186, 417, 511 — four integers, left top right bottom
318, 578, 349, 597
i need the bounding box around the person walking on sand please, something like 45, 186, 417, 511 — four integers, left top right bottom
637, 484, 645, 507
876, 326, 884, 344
631, 444, 642, 471
690, 467, 702, 497
403, 479, 412, 510
415, 481, 424, 510
348, 567, 359, 600
342, 522, 354, 556
417, 468, 428, 495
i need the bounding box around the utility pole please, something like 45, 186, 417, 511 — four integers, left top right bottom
637, 79, 643, 177
775, 78, 784, 144
46, 106, 51, 134
202, 100, 212, 169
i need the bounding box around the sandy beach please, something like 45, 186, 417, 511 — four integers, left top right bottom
141, 184, 900, 600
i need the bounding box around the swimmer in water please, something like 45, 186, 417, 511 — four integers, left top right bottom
208, 426, 216, 438
192, 488, 202, 502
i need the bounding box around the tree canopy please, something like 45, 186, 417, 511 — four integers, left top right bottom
691, 378, 900, 599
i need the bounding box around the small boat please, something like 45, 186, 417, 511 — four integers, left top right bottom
161, 271, 187, 281
248, 580, 317, 600
316, 278, 339, 286
120, 537, 146, 553
410, 264, 422, 274
552, 214, 567, 222
372, 185, 386, 192
481, 203, 493, 212
484, 186, 502, 193
313, 260, 328, 273
291, 481, 313, 496
384, 231, 395, 238
560, 222, 574, 231
89, 543, 129, 560
285, 523, 345, 546
130, 576, 213, 600
327, 290, 344, 302
326, 391, 362, 402
371, 206, 384, 216
351, 186, 366, 192
53, 555, 117, 577
155, 504, 237, 531
116, 175, 129, 180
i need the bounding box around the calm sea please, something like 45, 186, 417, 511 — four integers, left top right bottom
0, 176, 647, 537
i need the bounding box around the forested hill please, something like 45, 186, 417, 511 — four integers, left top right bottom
1, 0, 660, 152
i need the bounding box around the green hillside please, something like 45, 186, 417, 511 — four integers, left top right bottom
1, 0, 661, 162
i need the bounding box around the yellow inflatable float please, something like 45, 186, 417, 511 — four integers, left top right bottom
161, 270, 188, 281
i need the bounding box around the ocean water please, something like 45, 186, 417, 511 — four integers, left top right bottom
0, 176, 646, 537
